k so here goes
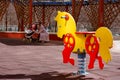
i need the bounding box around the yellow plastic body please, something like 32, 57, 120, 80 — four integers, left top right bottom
55, 11, 93, 53
95, 27, 113, 63
55, 11, 113, 60
55, 11, 113, 65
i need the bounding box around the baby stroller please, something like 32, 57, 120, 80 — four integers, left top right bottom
24, 24, 37, 42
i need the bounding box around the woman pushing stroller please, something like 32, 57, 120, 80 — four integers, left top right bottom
24, 22, 49, 43
37, 22, 49, 43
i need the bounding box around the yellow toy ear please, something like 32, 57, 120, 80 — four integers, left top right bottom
54, 11, 61, 21
58, 11, 61, 14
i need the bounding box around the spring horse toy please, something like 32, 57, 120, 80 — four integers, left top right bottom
55, 11, 113, 75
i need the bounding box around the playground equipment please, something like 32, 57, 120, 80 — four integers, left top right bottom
55, 11, 113, 75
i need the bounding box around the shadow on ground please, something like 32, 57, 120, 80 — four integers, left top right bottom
0, 38, 63, 46
0, 71, 96, 80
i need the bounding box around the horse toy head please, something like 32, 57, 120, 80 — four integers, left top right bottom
55, 11, 76, 38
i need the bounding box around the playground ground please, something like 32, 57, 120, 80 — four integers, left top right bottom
0, 38, 119, 80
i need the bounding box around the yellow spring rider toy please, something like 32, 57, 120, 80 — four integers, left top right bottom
55, 11, 113, 75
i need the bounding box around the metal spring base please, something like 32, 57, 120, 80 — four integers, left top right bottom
77, 50, 88, 75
